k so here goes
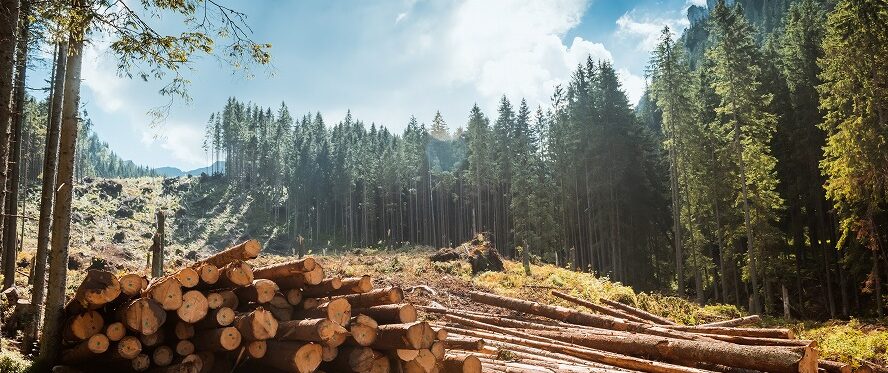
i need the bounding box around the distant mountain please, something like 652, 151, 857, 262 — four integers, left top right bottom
153, 161, 226, 178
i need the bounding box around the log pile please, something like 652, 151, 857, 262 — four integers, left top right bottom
51, 240, 446, 373
51, 238, 862, 373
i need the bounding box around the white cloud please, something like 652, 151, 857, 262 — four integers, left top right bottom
156, 123, 206, 167
617, 68, 645, 105
395, 12, 407, 24
615, 11, 689, 51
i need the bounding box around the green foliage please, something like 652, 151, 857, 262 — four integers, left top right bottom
0, 347, 30, 373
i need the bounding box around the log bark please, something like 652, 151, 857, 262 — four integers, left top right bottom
276, 318, 348, 347
266, 293, 294, 322
662, 325, 794, 339
191, 326, 241, 352
352, 303, 417, 324
323, 346, 376, 373
235, 307, 279, 341
260, 341, 323, 373
339, 286, 404, 308
253, 257, 316, 280
302, 277, 343, 298
444, 337, 485, 352
139, 330, 164, 348
173, 321, 195, 340
599, 298, 677, 326
198, 240, 261, 267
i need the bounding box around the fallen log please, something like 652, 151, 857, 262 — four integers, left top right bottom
348, 314, 379, 346
698, 315, 762, 328
552, 291, 649, 323
662, 325, 794, 339
119, 274, 148, 296
253, 257, 317, 281
214, 260, 254, 288
442, 354, 483, 373
143, 276, 183, 311
599, 298, 677, 326
247, 340, 268, 358
260, 341, 323, 373
173, 267, 200, 289
194, 307, 235, 329
198, 239, 261, 267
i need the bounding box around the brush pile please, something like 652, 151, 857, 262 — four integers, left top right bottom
52, 240, 454, 373
52, 238, 864, 373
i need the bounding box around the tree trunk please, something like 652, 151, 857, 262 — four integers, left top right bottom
37, 25, 86, 366
151, 210, 166, 277
29, 40, 66, 346
3, 0, 28, 292
0, 0, 21, 291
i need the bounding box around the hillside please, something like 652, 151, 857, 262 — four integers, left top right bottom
4, 176, 888, 369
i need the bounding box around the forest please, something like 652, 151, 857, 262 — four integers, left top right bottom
197, 0, 888, 320
0, 0, 885, 369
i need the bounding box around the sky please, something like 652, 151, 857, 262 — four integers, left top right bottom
31, 0, 706, 170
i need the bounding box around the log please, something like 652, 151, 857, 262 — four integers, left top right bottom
663, 325, 795, 339
63, 310, 104, 342
292, 297, 352, 326
267, 293, 295, 322
431, 341, 445, 359
247, 340, 268, 359
153, 345, 175, 366
468, 291, 707, 341
205, 292, 223, 309
60, 333, 109, 365
352, 303, 417, 324
286, 288, 303, 306
234, 279, 279, 304
698, 315, 762, 328
348, 314, 379, 346
523, 327, 819, 373
599, 298, 677, 326
323, 346, 376, 373
132, 353, 151, 371
174, 321, 195, 340
260, 341, 323, 373
191, 326, 242, 352
253, 257, 316, 280
819, 360, 852, 373
195, 263, 220, 285
177, 290, 209, 323
119, 274, 148, 296
218, 290, 239, 309
174, 267, 200, 289
276, 318, 348, 347
198, 239, 261, 267
194, 307, 235, 329
214, 260, 254, 288
367, 352, 390, 373
445, 317, 721, 373
104, 321, 126, 342
143, 276, 184, 311
442, 354, 482, 373
415, 349, 437, 371
339, 286, 403, 308
176, 340, 195, 356
64, 270, 121, 314
444, 337, 486, 351
395, 349, 420, 361
140, 330, 164, 347
149, 354, 203, 373
235, 307, 279, 341
117, 298, 167, 335
322, 344, 339, 362
301, 277, 343, 298
551, 291, 649, 323
372, 322, 435, 350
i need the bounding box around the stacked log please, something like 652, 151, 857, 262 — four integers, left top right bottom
51, 237, 848, 373
50, 239, 447, 373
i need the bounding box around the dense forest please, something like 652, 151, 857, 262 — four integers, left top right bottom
198, 0, 888, 319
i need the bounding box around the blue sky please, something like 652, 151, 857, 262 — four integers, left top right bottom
34, 0, 704, 169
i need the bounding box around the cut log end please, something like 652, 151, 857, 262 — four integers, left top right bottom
177, 290, 209, 323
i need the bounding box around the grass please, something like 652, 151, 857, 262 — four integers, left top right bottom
0, 343, 30, 373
